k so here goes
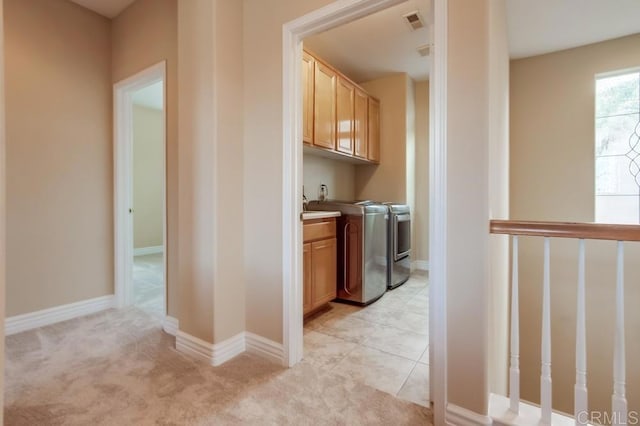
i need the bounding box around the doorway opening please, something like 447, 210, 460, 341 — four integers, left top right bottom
282, 0, 440, 414
114, 62, 167, 319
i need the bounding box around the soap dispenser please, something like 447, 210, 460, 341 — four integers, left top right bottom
302, 186, 308, 211
319, 184, 328, 202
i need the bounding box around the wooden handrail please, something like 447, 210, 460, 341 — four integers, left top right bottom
490, 220, 640, 242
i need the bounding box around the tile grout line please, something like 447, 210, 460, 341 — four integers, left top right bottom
396, 360, 419, 397
306, 322, 428, 365
360, 340, 428, 364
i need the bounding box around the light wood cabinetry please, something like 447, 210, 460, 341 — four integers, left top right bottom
313, 61, 337, 150
311, 238, 337, 306
336, 77, 355, 155
303, 243, 312, 313
354, 89, 368, 159
367, 97, 380, 164
303, 217, 337, 316
302, 52, 315, 145
302, 48, 380, 165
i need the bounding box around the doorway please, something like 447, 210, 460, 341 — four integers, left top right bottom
114, 62, 167, 318
282, 0, 445, 417
298, 0, 431, 408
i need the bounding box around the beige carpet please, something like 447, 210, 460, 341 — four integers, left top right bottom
5, 308, 432, 425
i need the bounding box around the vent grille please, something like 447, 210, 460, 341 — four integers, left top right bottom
417, 44, 431, 57
403, 11, 425, 31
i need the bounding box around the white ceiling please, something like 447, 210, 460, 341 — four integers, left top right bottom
68, 0, 640, 80
69, 0, 136, 18
132, 81, 163, 110
507, 0, 640, 59
304, 0, 431, 83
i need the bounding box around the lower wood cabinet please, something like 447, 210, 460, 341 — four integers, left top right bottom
303, 243, 313, 314
303, 218, 337, 316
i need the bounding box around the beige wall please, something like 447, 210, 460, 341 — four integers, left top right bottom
0, 0, 6, 415
414, 81, 429, 263
488, 0, 510, 397
177, 0, 215, 342
133, 105, 163, 249
406, 77, 416, 253
211, 0, 246, 343
5, 0, 113, 316
178, 0, 245, 343
243, 0, 334, 343
511, 33, 640, 415
355, 73, 409, 203
303, 154, 355, 201
445, 0, 509, 414
112, 0, 178, 316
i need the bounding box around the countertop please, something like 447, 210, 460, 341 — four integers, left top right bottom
301, 211, 341, 221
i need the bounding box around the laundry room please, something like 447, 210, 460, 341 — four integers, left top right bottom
298, 0, 431, 408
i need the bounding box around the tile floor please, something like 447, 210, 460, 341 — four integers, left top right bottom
303, 272, 430, 407
133, 253, 165, 318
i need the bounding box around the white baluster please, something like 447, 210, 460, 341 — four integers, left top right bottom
541, 237, 552, 425
510, 236, 520, 414
612, 241, 627, 426
575, 239, 588, 425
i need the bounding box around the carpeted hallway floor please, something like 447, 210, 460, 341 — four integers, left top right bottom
5, 308, 432, 425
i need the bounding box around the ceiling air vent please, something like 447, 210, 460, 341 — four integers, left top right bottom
417, 44, 431, 57
403, 11, 425, 31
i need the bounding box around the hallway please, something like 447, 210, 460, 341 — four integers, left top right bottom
4, 308, 432, 425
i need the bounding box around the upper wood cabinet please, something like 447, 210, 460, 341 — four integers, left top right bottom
354, 89, 369, 159
313, 61, 337, 150
302, 52, 315, 145
302, 49, 380, 165
367, 97, 381, 164
336, 77, 355, 155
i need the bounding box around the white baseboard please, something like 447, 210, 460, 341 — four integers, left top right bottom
489, 393, 576, 426
412, 260, 429, 271
176, 331, 246, 366
175, 330, 283, 366
163, 316, 179, 336
446, 403, 493, 426
176, 331, 214, 361
246, 332, 285, 365
5, 295, 115, 336
133, 245, 163, 256
212, 333, 246, 366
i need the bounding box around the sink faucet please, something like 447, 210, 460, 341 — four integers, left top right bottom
303, 186, 308, 211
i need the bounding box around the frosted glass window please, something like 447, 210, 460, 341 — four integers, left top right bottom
595, 71, 640, 224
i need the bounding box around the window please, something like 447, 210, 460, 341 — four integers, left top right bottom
595, 70, 640, 224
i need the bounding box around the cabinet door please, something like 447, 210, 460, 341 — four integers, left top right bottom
367, 97, 380, 163
311, 238, 337, 308
354, 89, 368, 159
313, 61, 337, 150
336, 77, 354, 155
302, 52, 315, 145
303, 242, 313, 315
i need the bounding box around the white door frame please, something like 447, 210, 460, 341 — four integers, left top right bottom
429, 0, 448, 421
281, 0, 448, 422
114, 61, 167, 312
